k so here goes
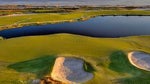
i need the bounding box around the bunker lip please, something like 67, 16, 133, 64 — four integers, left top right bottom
51, 56, 93, 84
128, 51, 150, 71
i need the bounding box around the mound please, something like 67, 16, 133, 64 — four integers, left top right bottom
128, 51, 150, 71
51, 57, 93, 84
0, 37, 3, 40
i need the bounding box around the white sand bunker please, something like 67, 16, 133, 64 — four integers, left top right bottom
128, 51, 150, 71
51, 57, 93, 84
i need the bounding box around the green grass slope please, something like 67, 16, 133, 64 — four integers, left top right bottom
8, 56, 56, 78
0, 36, 3, 40
0, 34, 150, 84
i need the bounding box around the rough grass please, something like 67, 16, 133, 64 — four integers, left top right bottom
83, 62, 95, 73
109, 51, 141, 74
0, 34, 150, 84
8, 55, 56, 78
109, 51, 150, 84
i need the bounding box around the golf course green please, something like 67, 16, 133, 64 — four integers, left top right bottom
0, 34, 150, 84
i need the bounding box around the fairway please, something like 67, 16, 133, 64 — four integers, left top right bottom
0, 34, 150, 84
0, 1, 150, 84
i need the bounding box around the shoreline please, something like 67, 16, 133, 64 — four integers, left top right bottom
0, 13, 150, 31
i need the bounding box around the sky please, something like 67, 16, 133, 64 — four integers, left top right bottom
0, 0, 150, 6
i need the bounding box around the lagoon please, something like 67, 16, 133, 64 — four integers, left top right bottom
0, 16, 150, 38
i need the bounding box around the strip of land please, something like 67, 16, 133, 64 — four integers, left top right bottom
0, 9, 150, 30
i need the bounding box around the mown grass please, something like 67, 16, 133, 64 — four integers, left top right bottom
0, 10, 150, 29
0, 34, 137, 62
0, 34, 150, 84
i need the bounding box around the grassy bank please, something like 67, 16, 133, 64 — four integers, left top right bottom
0, 34, 150, 84
0, 10, 150, 30
0, 37, 3, 40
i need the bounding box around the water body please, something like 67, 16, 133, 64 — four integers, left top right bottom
0, 16, 150, 38
0, 0, 150, 6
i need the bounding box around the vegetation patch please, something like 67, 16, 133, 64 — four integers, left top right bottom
83, 62, 95, 73
8, 55, 56, 78
109, 51, 141, 74
109, 51, 150, 84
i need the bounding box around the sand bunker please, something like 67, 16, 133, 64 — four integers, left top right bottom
128, 51, 150, 71
51, 57, 93, 84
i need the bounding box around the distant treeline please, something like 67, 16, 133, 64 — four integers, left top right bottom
0, 5, 150, 16
0, 5, 150, 10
